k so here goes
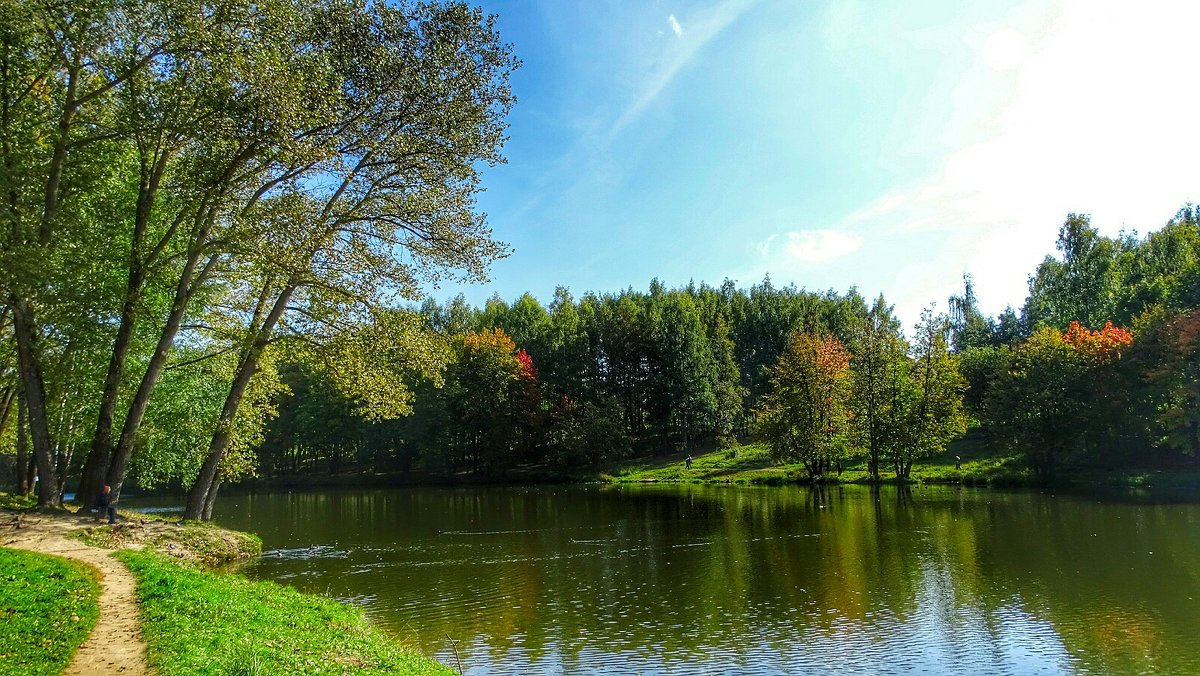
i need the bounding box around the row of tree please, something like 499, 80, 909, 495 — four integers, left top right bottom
0, 0, 517, 516
256, 281, 970, 481
255, 207, 1200, 484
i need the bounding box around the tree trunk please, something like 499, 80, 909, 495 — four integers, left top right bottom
77, 279, 143, 505
183, 284, 295, 520
15, 395, 28, 494
104, 251, 216, 501
80, 146, 171, 505
11, 298, 61, 506
0, 387, 14, 435
201, 470, 222, 521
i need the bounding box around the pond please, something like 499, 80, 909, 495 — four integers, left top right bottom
129, 484, 1200, 674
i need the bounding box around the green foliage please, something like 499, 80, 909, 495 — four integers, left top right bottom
755, 331, 853, 479
1023, 214, 1129, 331
891, 309, 968, 478
1127, 307, 1200, 456
545, 396, 631, 467
849, 295, 909, 479
978, 327, 1116, 479
116, 550, 451, 675
0, 547, 100, 675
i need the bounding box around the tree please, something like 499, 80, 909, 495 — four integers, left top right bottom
1023, 214, 1127, 331
1130, 308, 1200, 456
981, 321, 1132, 479
755, 331, 852, 480
850, 295, 907, 481
948, 274, 997, 350
658, 293, 718, 451
180, 0, 517, 519
890, 309, 968, 479
443, 328, 539, 475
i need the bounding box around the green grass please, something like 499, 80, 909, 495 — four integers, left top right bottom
0, 492, 36, 511
0, 547, 100, 675
608, 434, 1030, 487
116, 550, 452, 675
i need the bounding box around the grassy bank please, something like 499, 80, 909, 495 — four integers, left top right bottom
607, 437, 1030, 487
0, 547, 100, 675
117, 550, 452, 675
75, 517, 263, 567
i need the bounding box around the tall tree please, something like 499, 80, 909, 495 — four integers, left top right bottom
850, 295, 907, 481
890, 309, 968, 479
183, 0, 517, 518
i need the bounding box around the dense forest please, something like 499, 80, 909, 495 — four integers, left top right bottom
2, 1, 1198, 520
253, 208, 1200, 484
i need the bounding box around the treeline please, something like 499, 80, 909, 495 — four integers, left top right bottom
259, 207, 1200, 483
258, 280, 867, 477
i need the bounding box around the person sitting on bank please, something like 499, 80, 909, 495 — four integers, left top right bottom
95, 485, 117, 525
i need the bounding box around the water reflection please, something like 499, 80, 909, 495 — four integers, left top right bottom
139, 485, 1200, 674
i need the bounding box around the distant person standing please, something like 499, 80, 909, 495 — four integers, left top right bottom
95, 485, 117, 524
685, 455, 693, 470
954, 455, 962, 470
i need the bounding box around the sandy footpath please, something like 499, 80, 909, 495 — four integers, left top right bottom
3, 511, 151, 675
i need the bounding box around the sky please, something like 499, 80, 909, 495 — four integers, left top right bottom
435, 0, 1200, 328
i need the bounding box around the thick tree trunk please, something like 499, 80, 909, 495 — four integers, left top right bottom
184, 284, 295, 520
11, 299, 61, 506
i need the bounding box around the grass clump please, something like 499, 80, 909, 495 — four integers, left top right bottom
76, 519, 262, 568
0, 547, 100, 675
0, 492, 36, 511
116, 550, 452, 675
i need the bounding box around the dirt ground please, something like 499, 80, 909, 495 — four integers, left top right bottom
3, 510, 151, 675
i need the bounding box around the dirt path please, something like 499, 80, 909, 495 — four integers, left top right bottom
4, 512, 151, 675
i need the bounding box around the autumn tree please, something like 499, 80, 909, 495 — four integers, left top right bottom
755, 331, 852, 480
981, 321, 1133, 479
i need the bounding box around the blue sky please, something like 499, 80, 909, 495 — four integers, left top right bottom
438, 0, 1200, 328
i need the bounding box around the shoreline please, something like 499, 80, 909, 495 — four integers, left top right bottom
1, 501, 451, 675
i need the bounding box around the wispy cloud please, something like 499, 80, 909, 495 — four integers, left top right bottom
609, 0, 757, 139
760, 230, 863, 263
667, 14, 684, 37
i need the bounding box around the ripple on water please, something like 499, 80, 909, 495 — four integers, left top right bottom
262, 545, 349, 560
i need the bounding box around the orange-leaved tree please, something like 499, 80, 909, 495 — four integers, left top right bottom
754, 331, 852, 480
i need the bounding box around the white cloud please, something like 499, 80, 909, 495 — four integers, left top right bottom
762, 230, 863, 263
667, 14, 683, 38
833, 0, 1200, 324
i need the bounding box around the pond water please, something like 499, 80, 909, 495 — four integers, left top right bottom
129, 485, 1200, 674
